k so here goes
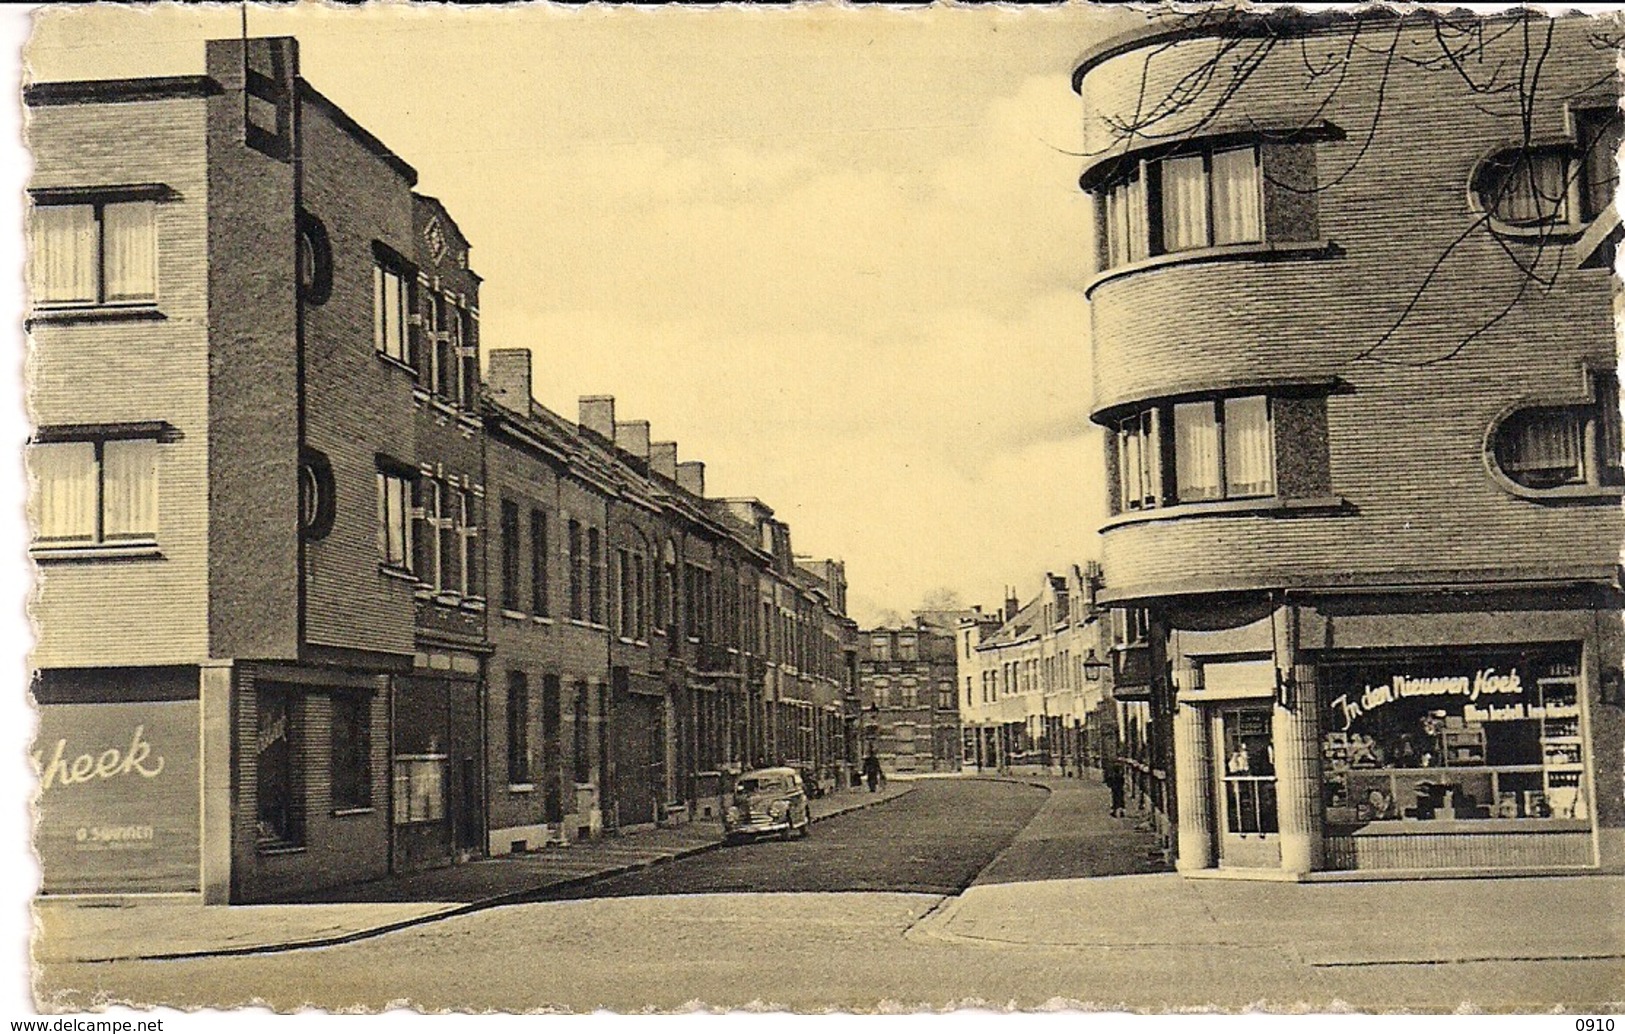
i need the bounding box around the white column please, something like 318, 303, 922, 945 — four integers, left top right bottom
1274, 662, 1324, 875
1173, 697, 1214, 872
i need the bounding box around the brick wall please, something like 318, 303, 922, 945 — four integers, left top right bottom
28, 95, 213, 668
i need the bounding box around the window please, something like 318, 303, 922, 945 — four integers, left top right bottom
30, 198, 156, 306
869, 634, 891, 662
587, 526, 603, 624
507, 672, 530, 785
632, 552, 646, 640
897, 635, 918, 662
300, 449, 336, 541
1576, 107, 1623, 222
438, 483, 462, 595
460, 489, 478, 597
459, 310, 480, 411
435, 297, 459, 401
615, 547, 630, 637
1100, 146, 1262, 270
330, 693, 372, 811
256, 688, 303, 847
572, 681, 591, 785
1116, 607, 1151, 647
1494, 373, 1624, 490
29, 436, 158, 545
500, 499, 521, 610
530, 509, 549, 617
1114, 394, 1275, 510
373, 259, 411, 363
393, 756, 445, 824
1477, 149, 1574, 228
568, 520, 584, 620
376, 468, 414, 572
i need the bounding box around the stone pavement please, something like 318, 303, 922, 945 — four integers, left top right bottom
917, 867, 1625, 967
33, 781, 914, 964
969, 770, 1173, 884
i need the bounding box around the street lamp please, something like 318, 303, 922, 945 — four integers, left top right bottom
1082, 648, 1108, 683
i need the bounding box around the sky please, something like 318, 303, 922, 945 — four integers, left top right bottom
23, 2, 1146, 627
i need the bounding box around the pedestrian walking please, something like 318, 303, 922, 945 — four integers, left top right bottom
1104, 764, 1126, 817
862, 752, 882, 793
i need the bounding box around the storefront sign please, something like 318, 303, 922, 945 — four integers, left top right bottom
33, 700, 199, 894
1329, 668, 1524, 731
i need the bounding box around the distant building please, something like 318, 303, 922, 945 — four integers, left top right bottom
958, 567, 1115, 777
858, 616, 963, 774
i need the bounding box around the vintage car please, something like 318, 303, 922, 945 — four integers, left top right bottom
723, 766, 812, 842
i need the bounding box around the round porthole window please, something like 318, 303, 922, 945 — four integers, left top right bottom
297, 211, 333, 305
300, 449, 336, 540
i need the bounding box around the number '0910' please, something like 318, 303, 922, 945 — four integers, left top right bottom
1576, 1020, 1615, 1031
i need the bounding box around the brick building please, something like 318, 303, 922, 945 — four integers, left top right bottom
26, 35, 859, 901
1076, 11, 1623, 876
858, 616, 962, 774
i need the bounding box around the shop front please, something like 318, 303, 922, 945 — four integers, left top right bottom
1167, 594, 1614, 878
1319, 648, 1596, 870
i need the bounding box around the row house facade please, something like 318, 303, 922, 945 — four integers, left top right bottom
25, 35, 858, 902
857, 616, 962, 774
1076, 11, 1623, 878
957, 567, 1116, 778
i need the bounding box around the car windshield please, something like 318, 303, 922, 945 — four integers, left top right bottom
736, 775, 791, 795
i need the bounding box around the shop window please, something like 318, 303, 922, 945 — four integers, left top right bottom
393, 755, 446, 824
1320, 654, 1587, 828
1493, 373, 1624, 491
29, 434, 159, 547
1221, 708, 1278, 835
329, 692, 372, 811
30, 196, 156, 307
256, 688, 304, 848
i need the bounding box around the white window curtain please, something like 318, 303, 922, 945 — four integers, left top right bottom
30, 442, 97, 542
1118, 417, 1144, 510
1491, 152, 1570, 226
375, 267, 407, 361
1223, 395, 1275, 497
102, 201, 157, 301
1161, 154, 1210, 252
1500, 410, 1584, 480
1211, 147, 1263, 245
101, 438, 158, 539
378, 472, 412, 568
1174, 401, 1222, 502
460, 491, 477, 597
30, 204, 97, 305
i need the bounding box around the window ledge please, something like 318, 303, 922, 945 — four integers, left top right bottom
532, 615, 554, 625
256, 842, 307, 857
379, 564, 418, 583
500, 608, 529, 622
28, 303, 165, 326
375, 352, 418, 377
1496, 480, 1625, 503
331, 807, 374, 818
508, 783, 536, 794
1084, 239, 1339, 300
433, 592, 463, 607
618, 636, 636, 645
461, 597, 486, 613
31, 543, 162, 563
1100, 495, 1349, 531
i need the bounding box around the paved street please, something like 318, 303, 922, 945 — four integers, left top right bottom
572, 778, 1048, 898
33, 777, 1623, 1013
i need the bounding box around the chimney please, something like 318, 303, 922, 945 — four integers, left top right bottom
1004, 586, 1019, 623
676, 460, 705, 497
579, 395, 615, 439
614, 420, 651, 461
486, 349, 532, 409
650, 441, 678, 479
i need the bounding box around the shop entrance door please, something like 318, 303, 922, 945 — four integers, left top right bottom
1213, 706, 1281, 869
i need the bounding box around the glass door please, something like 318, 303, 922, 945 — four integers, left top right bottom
1215, 706, 1281, 868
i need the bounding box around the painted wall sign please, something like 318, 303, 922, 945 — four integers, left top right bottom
32, 700, 199, 894
1329, 668, 1524, 732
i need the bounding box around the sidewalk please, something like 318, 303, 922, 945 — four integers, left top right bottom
33, 781, 913, 964
969, 772, 1172, 885
915, 867, 1625, 967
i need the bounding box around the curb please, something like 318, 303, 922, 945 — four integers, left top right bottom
84, 784, 919, 964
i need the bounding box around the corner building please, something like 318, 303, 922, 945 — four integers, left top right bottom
1075, 12, 1623, 877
